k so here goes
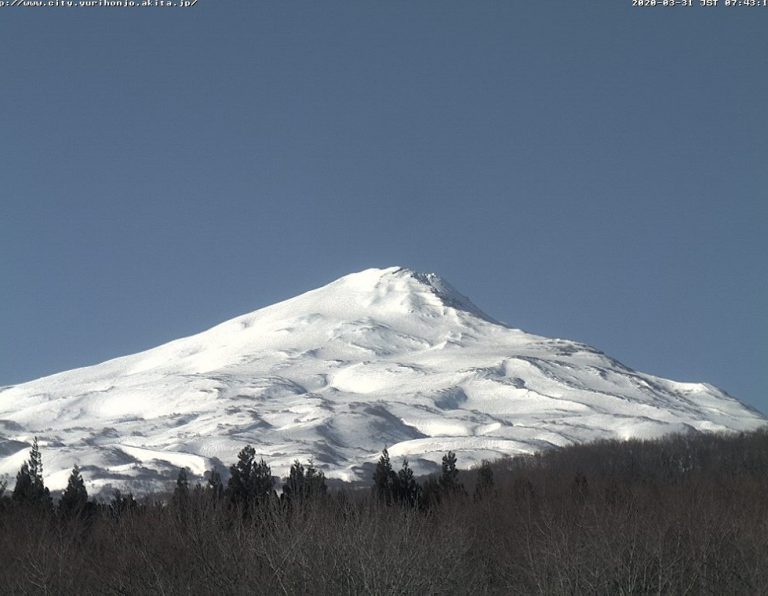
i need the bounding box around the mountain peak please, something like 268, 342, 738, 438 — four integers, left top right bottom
0, 267, 763, 496
323, 266, 495, 322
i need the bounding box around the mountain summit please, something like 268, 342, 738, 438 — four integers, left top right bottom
0, 267, 763, 494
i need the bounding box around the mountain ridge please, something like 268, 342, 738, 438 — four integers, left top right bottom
0, 267, 763, 495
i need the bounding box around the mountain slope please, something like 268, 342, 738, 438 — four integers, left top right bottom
0, 267, 763, 494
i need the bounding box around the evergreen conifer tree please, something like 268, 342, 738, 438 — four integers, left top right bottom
283, 460, 306, 503
12, 462, 33, 502
252, 458, 274, 500
373, 448, 398, 505
12, 437, 51, 508
438, 450, 465, 496
397, 458, 420, 506
228, 444, 256, 506
59, 465, 88, 517
283, 459, 327, 504
303, 459, 327, 499
227, 445, 273, 508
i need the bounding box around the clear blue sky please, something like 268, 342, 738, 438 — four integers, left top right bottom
1, 1, 766, 412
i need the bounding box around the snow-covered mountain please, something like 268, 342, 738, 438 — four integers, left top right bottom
0, 267, 764, 495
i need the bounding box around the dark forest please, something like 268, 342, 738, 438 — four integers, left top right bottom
2, 429, 768, 594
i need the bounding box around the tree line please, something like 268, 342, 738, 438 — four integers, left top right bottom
4, 438, 332, 517
5, 436, 487, 516
2, 428, 768, 594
